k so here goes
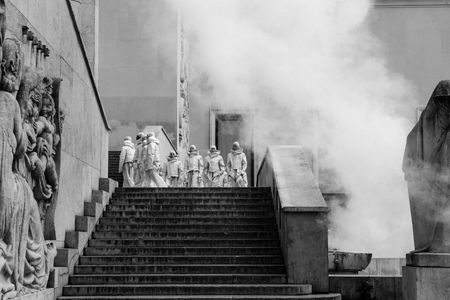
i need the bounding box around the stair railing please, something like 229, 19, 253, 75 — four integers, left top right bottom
257, 145, 329, 293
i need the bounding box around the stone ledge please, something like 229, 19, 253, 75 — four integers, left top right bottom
403, 265, 450, 300
12, 288, 54, 300
64, 231, 89, 253
99, 177, 118, 193
92, 190, 110, 207
83, 201, 103, 218
406, 252, 450, 268
55, 248, 79, 269
75, 215, 96, 232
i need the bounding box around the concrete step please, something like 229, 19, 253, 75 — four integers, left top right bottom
103, 211, 274, 218
78, 255, 283, 265
63, 284, 310, 296
84, 246, 282, 256
92, 231, 278, 239
88, 238, 280, 248
99, 217, 275, 225
114, 187, 270, 193
69, 274, 287, 285
106, 204, 271, 211
110, 198, 271, 205
95, 224, 278, 232
111, 194, 270, 200
74, 264, 286, 274
59, 295, 341, 300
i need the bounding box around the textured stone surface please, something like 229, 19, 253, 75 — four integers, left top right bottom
403, 265, 450, 300
330, 275, 402, 300
6, 0, 109, 244
257, 146, 329, 293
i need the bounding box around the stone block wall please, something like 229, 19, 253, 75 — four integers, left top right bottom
6, 0, 109, 243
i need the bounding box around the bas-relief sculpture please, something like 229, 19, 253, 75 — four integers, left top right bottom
403, 80, 450, 253
0, 3, 61, 297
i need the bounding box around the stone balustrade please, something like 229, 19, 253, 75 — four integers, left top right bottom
257, 145, 329, 293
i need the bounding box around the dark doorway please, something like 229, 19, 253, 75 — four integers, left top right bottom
214, 113, 254, 186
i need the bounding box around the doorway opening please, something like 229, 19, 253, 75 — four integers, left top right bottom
210, 109, 255, 186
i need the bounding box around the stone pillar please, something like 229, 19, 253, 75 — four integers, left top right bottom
69, 0, 99, 82
403, 253, 450, 300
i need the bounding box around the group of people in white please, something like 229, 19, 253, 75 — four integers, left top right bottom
118, 132, 248, 188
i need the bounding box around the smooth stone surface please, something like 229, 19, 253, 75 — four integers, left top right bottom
75, 216, 96, 232
99, 177, 118, 193
406, 252, 450, 267
84, 201, 103, 218
55, 248, 79, 268
13, 288, 55, 300
403, 265, 450, 300
92, 190, 109, 207
257, 146, 329, 293
65, 231, 90, 252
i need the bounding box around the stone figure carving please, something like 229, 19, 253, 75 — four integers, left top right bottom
185, 145, 204, 187
118, 136, 135, 187
403, 80, 450, 253
227, 141, 248, 187
0, 6, 59, 296
204, 145, 227, 187
163, 151, 183, 187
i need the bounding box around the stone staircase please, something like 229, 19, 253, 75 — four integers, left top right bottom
108, 151, 123, 187
58, 187, 340, 299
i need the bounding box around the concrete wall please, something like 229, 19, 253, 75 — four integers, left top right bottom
7, 0, 109, 243
330, 275, 402, 300
370, 0, 450, 113
98, 0, 178, 150
105, 96, 176, 150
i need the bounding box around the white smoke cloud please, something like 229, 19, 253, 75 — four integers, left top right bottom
176, 0, 417, 257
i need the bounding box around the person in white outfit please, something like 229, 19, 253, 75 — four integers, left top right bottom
133, 132, 145, 187
144, 132, 167, 187
185, 145, 204, 187
118, 136, 135, 187
204, 145, 226, 187
226, 141, 248, 187
163, 151, 183, 187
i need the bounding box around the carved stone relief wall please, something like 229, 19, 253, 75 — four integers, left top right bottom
0, 1, 60, 297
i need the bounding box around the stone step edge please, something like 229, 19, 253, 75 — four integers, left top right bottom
53, 178, 118, 292
69, 273, 287, 277
58, 295, 341, 300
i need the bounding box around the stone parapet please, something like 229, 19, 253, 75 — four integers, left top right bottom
403, 253, 450, 300
257, 145, 329, 293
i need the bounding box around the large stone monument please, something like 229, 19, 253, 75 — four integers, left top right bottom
0, 1, 69, 297
402, 80, 450, 300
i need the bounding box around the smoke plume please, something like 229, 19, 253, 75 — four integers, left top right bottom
177, 0, 417, 257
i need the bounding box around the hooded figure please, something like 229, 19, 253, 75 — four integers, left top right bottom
118, 136, 135, 187
132, 132, 145, 187
163, 151, 183, 187
204, 145, 226, 187
226, 141, 248, 187
143, 132, 167, 187
185, 145, 204, 187
403, 80, 450, 253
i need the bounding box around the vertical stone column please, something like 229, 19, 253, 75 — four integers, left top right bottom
69, 0, 99, 82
